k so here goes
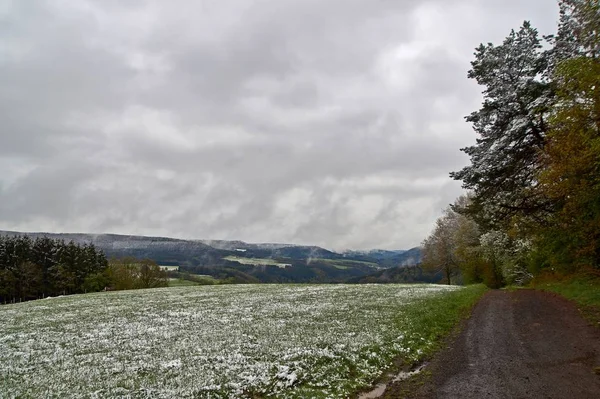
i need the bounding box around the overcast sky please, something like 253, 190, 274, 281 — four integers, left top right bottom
0, 0, 559, 250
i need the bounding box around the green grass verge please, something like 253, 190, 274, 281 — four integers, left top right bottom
531, 272, 600, 326
395, 284, 488, 360
358, 284, 488, 398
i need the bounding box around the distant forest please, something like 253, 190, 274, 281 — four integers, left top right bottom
0, 235, 108, 303
0, 235, 168, 304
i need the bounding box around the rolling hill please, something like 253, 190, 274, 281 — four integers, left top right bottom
0, 230, 423, 283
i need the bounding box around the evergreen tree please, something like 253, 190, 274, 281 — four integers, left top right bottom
0, 235, 109, 303
451, 0, 600, 275
451, 22, 555, 230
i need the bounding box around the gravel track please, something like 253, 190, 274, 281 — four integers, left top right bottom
387, 289, 600, 398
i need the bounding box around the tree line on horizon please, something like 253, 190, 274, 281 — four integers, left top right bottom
422, 0, 600, 287
0, 235, 167, 304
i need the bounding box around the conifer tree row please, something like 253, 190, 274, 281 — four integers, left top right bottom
0, 235, 108, 303
0, 235, 170, 303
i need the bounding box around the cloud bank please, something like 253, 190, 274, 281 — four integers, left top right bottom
0, 0, 558, 249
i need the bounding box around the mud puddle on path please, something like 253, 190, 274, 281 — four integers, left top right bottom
358, 363, 427, 399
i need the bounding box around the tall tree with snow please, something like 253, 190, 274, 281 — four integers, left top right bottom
451, 22, 554, 231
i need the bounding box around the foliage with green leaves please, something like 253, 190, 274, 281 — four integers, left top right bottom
107, 257, 168, 290
421, 196, 534, 287
537, 55, 600, 270
439, 0, 600, 282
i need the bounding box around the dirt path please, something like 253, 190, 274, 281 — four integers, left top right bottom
388, 290, 600, 398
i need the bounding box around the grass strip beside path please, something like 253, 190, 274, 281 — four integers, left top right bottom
531, 271, 600, 327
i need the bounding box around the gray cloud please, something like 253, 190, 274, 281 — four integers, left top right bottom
0, 0, 559, 249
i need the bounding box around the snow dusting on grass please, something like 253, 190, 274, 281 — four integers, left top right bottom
0, 284, 464, 398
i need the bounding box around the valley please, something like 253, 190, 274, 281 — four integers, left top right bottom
0, 231, 428, 285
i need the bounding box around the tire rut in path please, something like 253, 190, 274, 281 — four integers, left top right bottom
397, 290, 600, 398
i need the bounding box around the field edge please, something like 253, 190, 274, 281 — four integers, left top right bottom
353, 284, 489, 399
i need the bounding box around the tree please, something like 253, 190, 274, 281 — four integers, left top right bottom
0, 234, 108, 302
537, 56, 600, 269
107, 257, 168, 290
107, 258, 138, 291
31, 236, 58, 296
422, 215, 459, 285
526, 0, 600, 271
450, 22, 555, 230
138, 259, 168, 289
0, 269, 16, 303
443, 1, 600, 278
421, 195, 527, 287
82, 272, 110, 293
19, 261, 43, 300
549, 0, 600, 62
422, 195, 482, 285
477, 231, 533, 287
451, 196, 485, 284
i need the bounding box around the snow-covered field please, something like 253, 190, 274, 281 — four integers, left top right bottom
0, 284, 460, 398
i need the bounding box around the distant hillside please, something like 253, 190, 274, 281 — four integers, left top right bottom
0, 231, 226, 266
0, 230, 422, 283
347, 264, 443, 284
343, 249, 406, 259
341, 247, 421, 266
